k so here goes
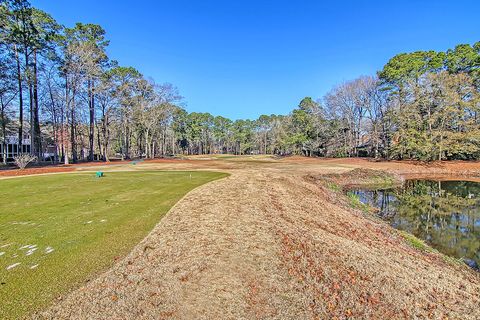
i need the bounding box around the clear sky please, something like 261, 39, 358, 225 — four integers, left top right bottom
32, 0, 480, 119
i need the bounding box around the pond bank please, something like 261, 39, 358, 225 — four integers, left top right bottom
350, 178, 480, 271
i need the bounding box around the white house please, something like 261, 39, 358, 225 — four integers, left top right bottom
0, 135, 31, 162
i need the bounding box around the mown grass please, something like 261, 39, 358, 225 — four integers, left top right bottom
0, 171, 227, 319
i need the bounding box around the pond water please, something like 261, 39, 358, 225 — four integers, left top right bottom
352, 180, 480, 270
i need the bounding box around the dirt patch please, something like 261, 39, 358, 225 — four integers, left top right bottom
0, 166, 75, 177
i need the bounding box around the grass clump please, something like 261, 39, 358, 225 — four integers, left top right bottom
0, 171, 227, 319
369, 174, 398, 189
399, 231, 432, 252
346, 192, 370, 213
442, 255, 465, 266
325, 181, 341, 192
338, 168, 400, 190
398, 231, 466, 267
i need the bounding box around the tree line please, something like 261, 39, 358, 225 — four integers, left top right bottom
0, 0, 479, 163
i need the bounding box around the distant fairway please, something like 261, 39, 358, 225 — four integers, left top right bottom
0, 171, 227, 319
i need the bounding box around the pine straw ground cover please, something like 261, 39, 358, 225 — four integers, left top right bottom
39, 164, 480, 320
0, 171, 227, 319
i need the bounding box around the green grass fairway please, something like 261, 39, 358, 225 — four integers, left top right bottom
0, 171, 226, 319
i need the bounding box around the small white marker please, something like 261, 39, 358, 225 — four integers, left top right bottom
7, 263, 21, 270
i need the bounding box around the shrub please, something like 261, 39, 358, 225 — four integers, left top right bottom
14, 154, 37, 170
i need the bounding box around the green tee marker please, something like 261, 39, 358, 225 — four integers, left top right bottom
96, 171, 104, 178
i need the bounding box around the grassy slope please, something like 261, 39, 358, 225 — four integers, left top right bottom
0, 171, 227, 319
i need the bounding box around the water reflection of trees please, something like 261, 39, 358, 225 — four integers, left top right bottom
358, 180, 480, 265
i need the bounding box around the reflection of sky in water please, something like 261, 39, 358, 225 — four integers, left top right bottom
352, 180, 480, 269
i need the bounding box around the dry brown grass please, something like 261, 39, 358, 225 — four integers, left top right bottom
34, 157, 480, 319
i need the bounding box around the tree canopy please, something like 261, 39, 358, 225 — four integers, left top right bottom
0, 0, 478, 162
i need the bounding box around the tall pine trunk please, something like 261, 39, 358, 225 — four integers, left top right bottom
102, 109, 109, 161
88, 79, 95, 161
24, 48, 35, 157
48, 77, 59, 163
14, 44, 24, 154
1, 97, 7, 164
63, 75, 69, 165
70, 87, 77, 163
33, 49, 41, 159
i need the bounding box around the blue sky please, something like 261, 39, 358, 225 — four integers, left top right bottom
32, 0, 480, 119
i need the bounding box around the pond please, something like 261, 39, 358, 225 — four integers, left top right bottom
351, 180, 480, 270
